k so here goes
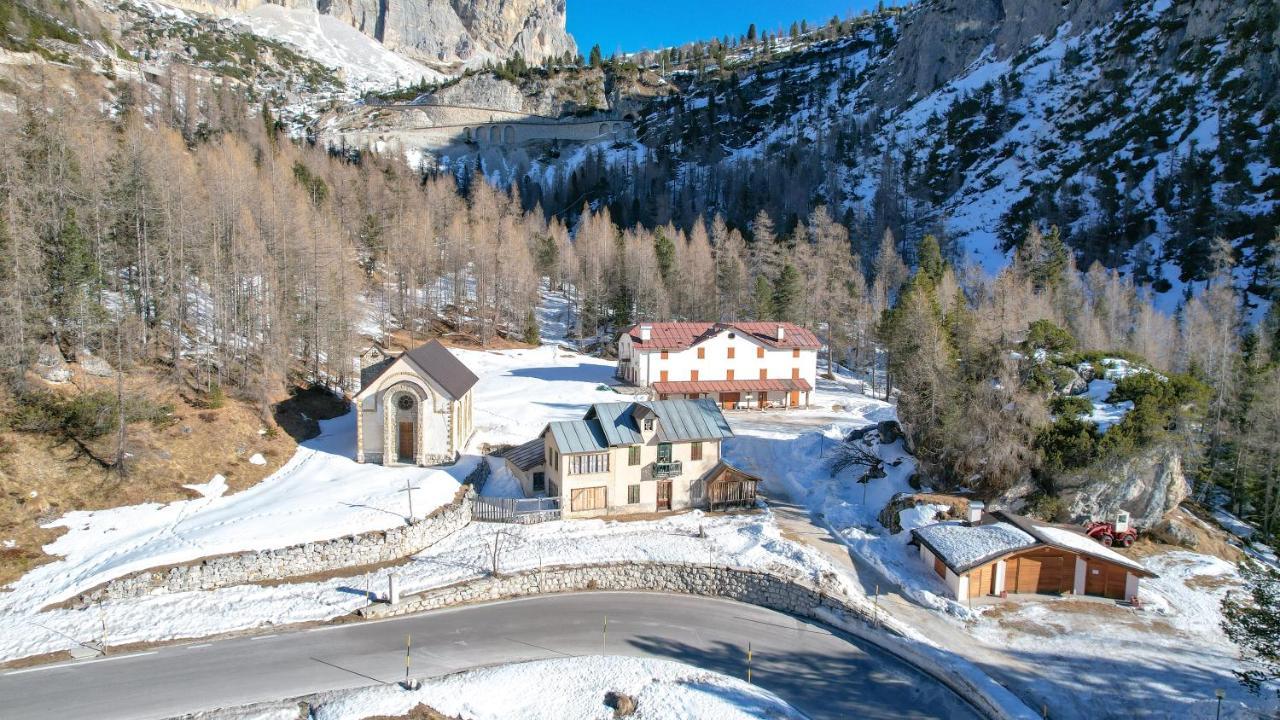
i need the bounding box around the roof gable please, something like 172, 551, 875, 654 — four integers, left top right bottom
356, 340, 478, 401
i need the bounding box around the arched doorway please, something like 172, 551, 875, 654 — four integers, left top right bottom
383, 384, 428, 465
503, 125, 515, 143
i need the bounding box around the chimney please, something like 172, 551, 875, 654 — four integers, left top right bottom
776, 324, 785, 341
966, 501, 985, 526
639, 324, 652, 342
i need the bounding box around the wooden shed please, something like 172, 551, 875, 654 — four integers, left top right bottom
703, 460, 760, 511
911, 509, 1156, 602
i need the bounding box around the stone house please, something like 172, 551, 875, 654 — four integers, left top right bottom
354, 340, 477, 466
502, 399, 752, 517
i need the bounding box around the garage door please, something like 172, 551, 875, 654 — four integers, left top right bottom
1008, 553, 1068, 594
1085, 561, 1129, 599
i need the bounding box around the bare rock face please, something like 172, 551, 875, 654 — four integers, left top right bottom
163, 0, 576, 69
1056, 444, 1190, 528
870, 0, 1125, 107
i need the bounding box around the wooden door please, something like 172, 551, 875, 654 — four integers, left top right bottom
398, 421, 414, 461
1085, 561, 1128, 599
969, 564, 994, 599
657, 480, 672, 510
758, 393, 767, 409
719, 392, 740, 409
788, 391, 800, 407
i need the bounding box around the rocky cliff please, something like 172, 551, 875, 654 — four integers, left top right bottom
157, 0, 575, 69
1055, 444, 1191, 528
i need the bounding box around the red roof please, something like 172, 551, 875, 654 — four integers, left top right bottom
652, 378, 813, 394
623, 322, 821, 352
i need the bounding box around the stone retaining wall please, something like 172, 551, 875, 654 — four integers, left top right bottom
359, 561, 851, 620
70, 488, 476, 607
359, 562, 1037, 720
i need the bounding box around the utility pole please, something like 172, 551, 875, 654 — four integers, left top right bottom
602, 614, 607, 649
746, 642, 752, 684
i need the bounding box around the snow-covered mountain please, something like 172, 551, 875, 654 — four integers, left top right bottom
439, 0, 1278, 309
154, 0, 576, 72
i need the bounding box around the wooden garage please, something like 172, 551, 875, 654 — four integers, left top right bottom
702, 460, 760, 511
911, 509, 1157, 603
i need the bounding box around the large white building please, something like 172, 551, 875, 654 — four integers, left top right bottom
617, 322, 820, 409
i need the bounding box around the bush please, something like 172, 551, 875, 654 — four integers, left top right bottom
1049, 395, 1093, 416
6, 389, 173, 441
1035, 415, 1101, 473
204, 382, 226, 410
1026, 494, 1067, 522
1023, 319, 1075, 353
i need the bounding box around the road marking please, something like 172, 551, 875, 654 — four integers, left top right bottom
4, 651, 158, 675
307, 625, 347, 634
250, 634, 278, 641
186, 643, 212, 649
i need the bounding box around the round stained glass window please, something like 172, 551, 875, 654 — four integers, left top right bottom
396, 395, 415, 411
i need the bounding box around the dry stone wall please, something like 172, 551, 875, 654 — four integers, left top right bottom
72, 489, 475, 607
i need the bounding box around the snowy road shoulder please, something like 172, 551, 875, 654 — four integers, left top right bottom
308, 656, 806, 720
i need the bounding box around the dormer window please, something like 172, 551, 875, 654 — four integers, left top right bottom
643, 418, 654, 431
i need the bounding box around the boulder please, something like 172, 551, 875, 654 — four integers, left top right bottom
1149, 518, 1198, 549
35, 343, 72, 383
77, 348, 114, 377
1055, 444, 1189, 528
1053, 367, 1089, 396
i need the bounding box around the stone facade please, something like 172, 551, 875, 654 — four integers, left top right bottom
72, 490, 476, 607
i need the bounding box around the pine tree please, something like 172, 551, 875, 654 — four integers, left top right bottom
773, 263, 801, 322
589, 44, 603, 68
752, 275, 774, 320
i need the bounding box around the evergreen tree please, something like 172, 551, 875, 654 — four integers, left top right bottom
1223, 560, 1280, 696
773, 263, 801, 322
752, 274, 774, 320
522, 309, 541, 346
588, 44, 603, 68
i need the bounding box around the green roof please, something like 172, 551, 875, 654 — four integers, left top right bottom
547, 399, 733, 454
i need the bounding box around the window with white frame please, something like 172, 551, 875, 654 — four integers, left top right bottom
568, 452, 610, 475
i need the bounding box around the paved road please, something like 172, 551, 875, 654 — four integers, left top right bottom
0, 592, 979, 720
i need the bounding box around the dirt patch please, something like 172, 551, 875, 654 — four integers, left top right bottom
1127, 508, 1243, 564
360, 704, 462, 720
985, 596, 1181, 638
0, 367, 297, 587
386, 325, 535, 352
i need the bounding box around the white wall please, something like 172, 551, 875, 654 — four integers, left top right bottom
625, 328, 818, 392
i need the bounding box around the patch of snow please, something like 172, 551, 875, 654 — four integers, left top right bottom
1032, 524, 1148, 573
182, 474, 228, 500
248, 453, 267, 466
310, 656, 805, 720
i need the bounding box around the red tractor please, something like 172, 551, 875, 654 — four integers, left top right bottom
1086, 511, 1138, 548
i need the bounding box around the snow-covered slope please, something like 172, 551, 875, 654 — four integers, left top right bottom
479, 0, 1277, 307
237, 5, 444, 93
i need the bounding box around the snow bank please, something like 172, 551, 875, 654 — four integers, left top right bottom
310, 656, 805, 720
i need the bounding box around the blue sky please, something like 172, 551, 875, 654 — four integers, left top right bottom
567, 1, 881, 56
